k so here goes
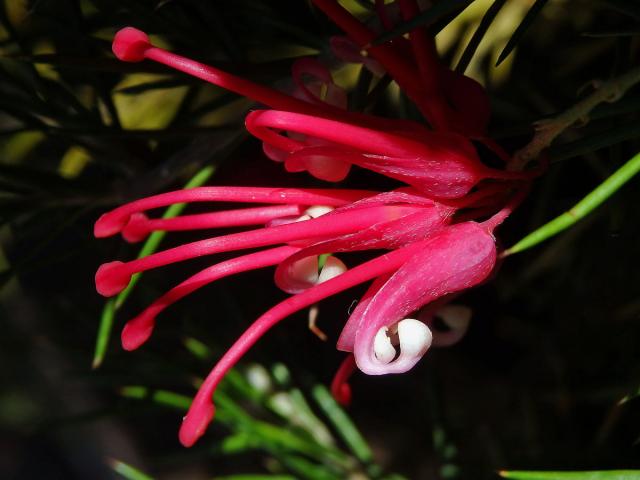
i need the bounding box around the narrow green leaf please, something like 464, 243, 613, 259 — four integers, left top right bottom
371, 0, 472, 46
499, 470, 640, 480
311, 384, 373, 464
456, 0, 508, 73
182, 336, 213, 360
618, 385, 640, 404
496, 0, 549, 66
119, 386, 191, 410
213, 475, 296, 480
107, 459, 154, 480
505, 151, 640, 256
92, 166, 216, 368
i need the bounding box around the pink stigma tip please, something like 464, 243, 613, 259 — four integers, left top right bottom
122, 213, 149, 243
121, 316, 155, 351
113, 27, 151, 62
95, 261, 130, 297
335, 383, 352, 407
179, 403, 215, 447
94, 213, 126, 238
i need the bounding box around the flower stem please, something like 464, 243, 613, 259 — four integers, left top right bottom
511, 67, 640, 171
504, 151, 640, 256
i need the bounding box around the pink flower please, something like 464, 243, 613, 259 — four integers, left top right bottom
96, 2, 537, 447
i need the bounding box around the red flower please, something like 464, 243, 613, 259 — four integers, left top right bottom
96, 2, 537, 447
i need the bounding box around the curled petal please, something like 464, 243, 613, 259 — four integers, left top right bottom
353, 222, 497, 375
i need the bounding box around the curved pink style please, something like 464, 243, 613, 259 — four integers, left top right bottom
95, 204, 423, 297
121, 246, 299, 351
95, 186, 376, 238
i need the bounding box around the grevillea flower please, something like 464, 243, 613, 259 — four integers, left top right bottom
97, 1, 538, 447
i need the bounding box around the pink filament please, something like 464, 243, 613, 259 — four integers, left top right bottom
121, 204, 305, 243
120, 246, 299, 351
178, 239, 429, 447
112, 27, 421, 134
96, 205, 418, 297
246, 110, 424, 157
94, 186, 376, 238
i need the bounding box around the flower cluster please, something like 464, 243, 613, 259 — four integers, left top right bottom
96, 0, 537, 447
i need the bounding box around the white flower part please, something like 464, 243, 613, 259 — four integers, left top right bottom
396, 318, 433, 360
317, 256, 347, 284
293, 214, 312, 223
438, 305, 472, 331
304, 205, 333, 218
245, 364, 272, 393
374, 327, 396, 364
289, 255, 319, 285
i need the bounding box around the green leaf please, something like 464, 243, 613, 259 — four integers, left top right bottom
311, 384, 373, 464
456, 0, 508, 73
213, 476, 296, 480
496, 0, 549, 66
119, 386, 191, 410
499, 470, 640, 480
91, 165, 216, 369
371, 0, 472, 46
505, 151, 640, 256
107, 459, 154, 480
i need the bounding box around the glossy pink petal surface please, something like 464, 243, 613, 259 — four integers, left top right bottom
352, 222, 497, 374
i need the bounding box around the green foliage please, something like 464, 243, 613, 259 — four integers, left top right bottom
499, 471, 640, 480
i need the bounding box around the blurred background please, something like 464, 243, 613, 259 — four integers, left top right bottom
1, 0, 640, 478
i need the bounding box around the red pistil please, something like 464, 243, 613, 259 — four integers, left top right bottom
331, 354, 357, 406
121, 204, 305, 243
96, 205, 422, 297
121, 246, 299, 351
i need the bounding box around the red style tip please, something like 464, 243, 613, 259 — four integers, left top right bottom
112, 27, 151, 62
179, 403, 215, 447
95, 261, 130, 297
121, 314, 155, 351
94, 212, 127, 238
334, 383, 352, 406
122, 213, 149, 243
